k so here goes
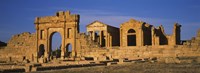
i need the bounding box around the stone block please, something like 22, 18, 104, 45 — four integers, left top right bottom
38, 58, 44, 63
75, 58, 81, 61
97, 56, 107, 61
93, 57, 98, 61
106, 62, 111, 66
31, 67, 37, 72
116, 59, 123, 64
80, 57, 85, 61
165, 57, 177, 63
25, 64, 32, 72
94, 61, 100, 63
23, 59, 30, 63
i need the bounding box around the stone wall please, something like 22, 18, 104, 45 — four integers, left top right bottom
0, 32, 36, 62
184, 29, 200, 46
79, 45, 200, 61
79, 29, 200, 61
107, 25, 120, 46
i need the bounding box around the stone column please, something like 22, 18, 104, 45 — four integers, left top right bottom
120, 29, 123, 47
89, 31, 92, 38
138, 28, 143, 46
99, 31, 102, 46
35, 28, 39, 63
108, 34, 111, 47
45, 28, 50, 61
106, 33, 109, 47
151, 27, 155, 46
72, 28, 76, 57
141, 29, 144, 46
110, 36, 112, 47
61, 29, 65, 60
92, 31, 95, 41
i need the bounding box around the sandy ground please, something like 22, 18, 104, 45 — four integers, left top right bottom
32, 62, 200, 73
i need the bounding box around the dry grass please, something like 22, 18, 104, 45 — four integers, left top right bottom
33, 62, 200, 73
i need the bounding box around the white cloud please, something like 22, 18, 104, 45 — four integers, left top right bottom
73, 9, 179, 36
74, 9, 173, 27
36, 8, 199, 40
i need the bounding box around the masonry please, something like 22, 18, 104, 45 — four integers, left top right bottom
0, 32, 36, 62
0, 10, 199, 63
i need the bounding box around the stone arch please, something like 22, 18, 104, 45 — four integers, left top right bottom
128, 29, 136, 33
35, 11, 79, 62
65, 43, 72, 57
38, 44, 45, 58
127, 29, 136, 46
49, 32, 62, 58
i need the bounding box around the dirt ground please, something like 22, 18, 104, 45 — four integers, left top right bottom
32, 62, 200, 73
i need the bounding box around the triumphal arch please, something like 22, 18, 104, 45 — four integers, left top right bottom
34, 11, 80, 61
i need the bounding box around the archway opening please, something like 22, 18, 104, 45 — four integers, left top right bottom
94, 31, 100, 42
127, 29, 136, 46
65, 44, 72, 57
50, 32, 62, 58
38, 44, 45, 58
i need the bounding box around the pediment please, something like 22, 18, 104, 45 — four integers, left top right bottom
87, 21, 107, 27
121, 18, 146, 27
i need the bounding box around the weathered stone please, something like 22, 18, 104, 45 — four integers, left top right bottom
164, 57, 180, 64
87, 21, 120, 47
93, 57, 98, 61
25, 64, 32, 72
116, 59, 124, 64
23, 59, 30, 63
31, 67, 37, 72
97, 56, 107, 61
75, 58, 81, 61
106, 62, 111, 66
0, 10, 199, 66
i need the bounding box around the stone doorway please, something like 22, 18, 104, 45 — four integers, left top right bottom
65, 44, 72, 57
127, 29, 136, 46
50, 32, 62, 58
38, 44, 45, 58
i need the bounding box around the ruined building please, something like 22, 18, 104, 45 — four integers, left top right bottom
0, 11, 199, 63
120, 19, 181, 47
87, 21, 120, 47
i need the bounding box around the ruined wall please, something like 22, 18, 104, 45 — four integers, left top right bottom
142, 23, 152, 45
166, 23, 182, 45
107, 25, 120, 46
79, 29, 200, 61
184, 29, 200, 46
174, 23, 181, 45
0, 32, 36, 62
153, 25, 168, 45
152, 23, 181, 46
78, 45, 200, 62
76, 33, 102, 58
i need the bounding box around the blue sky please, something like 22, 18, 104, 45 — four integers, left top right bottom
0, 0, 200, 49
